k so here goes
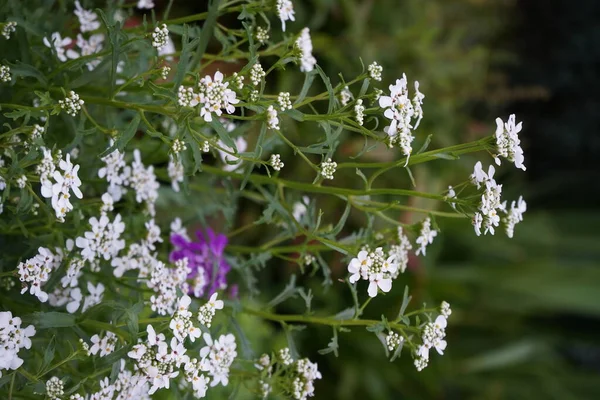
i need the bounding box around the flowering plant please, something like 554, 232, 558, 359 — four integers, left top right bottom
0, 1, 526, 399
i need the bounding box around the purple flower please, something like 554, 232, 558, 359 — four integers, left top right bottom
170, 227, 231, 298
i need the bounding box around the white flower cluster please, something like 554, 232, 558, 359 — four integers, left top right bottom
295, 28, 317, 73
470, 161, 526, 237
320, 158, 337, 180
128, 324, 187, 394
168, 156, 184, 192
138, 0, 155, 9
197, 293, 224, 328
278, 347, 294, 365
178, 71, 239, 123
386, 331, 403, 352
148, 258, 190, 315
415, 308, 450, 372
32, 124, 44, 140
495, 114, 526, 170
76, 212, 126, 263
354, 99, 365, 126
87, 331, 118, 357
277, 0, 295, 31
99, 148, 160, 215
348, 247, 399, 297
43, 32, 78, 62
415, 217, 437, 256
46, 376, 65, 400
59, 90, 84, 117
198, 333, 237, 387
291, 358, 322, 400
379, 74, 424, 160
0, 65, 10, 83
269, 154, 285, 171
76, 33, 105, 70
74, 1, 100, 32
293, 196, 309, 221
267, 105, 280, 130
339, 86, 353, 107
256, 26, 269, 44
160, 65, 171, 80
40, 153, 83, 221
2, 21, 17, 40
250, 62, 266, 86
15, 175, 27, 189
172, 139, 186, 154
368, 61, 383, 81
71, 360, 150, 399
278, 92, 293, 110
152, 24, 170, 50
389, 226, 412, 275
170, 295, 202, 343
17, 247, 61, 302
0, 311, 36, 377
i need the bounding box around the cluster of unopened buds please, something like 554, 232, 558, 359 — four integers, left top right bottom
58, 90, 84, 117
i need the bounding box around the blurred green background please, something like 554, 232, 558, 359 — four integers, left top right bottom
158, 0, 600, 398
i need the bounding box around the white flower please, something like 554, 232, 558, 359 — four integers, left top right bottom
278, 92, 293, 110
269, 154, 284, 171
276, 0, 295, 31
472, 212, 483, 236
200, 333, 237, 387
339, 86, 353, 107
386, 331, 403, 352
292, 196, 309, 221
255, 26, 270, 44
76, 33, 104, 71
470, 161, 495, 189
503, 196, 527, 238
46, 376, 64, 400
295, 28, 317, 72
17, 247, 60, 303
347, 250, 371, 283
354, 99, 365, 126
152, 24, 169, 50
197, 71, 239, 122
58, 90, 84, 117
389, 227, 412, 276
198, 293, 224, 328
168, 156, 184, 192
495, 114, 525, 170
15, 174, 27, 189
2, 22, 17, 40
82, 282, 105, 312
320, 158, 337, 180
415, 217, 437, 256
88, 331, 117, 357
379, 74, 424, 159
0, 311, 36, 377
0, 65, 10, 83
74, 1, 100, 32
217, 136, 247, 172
43, 32, 78, 62
137, 0, 155, 9
440, 301, 452, 318
159, 36, 176, 60
66, 288, 82, 313
368, 61, 383, 81
267, 105, 280, 130
250, 63, 266, 86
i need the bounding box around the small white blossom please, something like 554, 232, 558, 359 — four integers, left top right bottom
88, 331, 118, 357
295, 28, 317, 73
202, 141, 210, 153
255, 26, 269, 44
415, 217, 437, 256
200, 333, 237, 387
197, 71, 239, 122
269, 154, 284, 171
0, 65, 10, 83
386, 331, 403, 352
177, 86, 197, 108
137, 0, 155, 9
495, 114, 526, 171
250, 62, 266, 86
278, 92, 293, 110
368, 61, 383, 81
276, 0, 295, 31
17, 247, 60, 302
160, 65, 171, 80
59, 90, 84, 117
31, 124, 45, 140
46, 376, 64, 400
354, 99, 365, 126
292, 196, 309, 221
2, 22, 17, 40
250, 89, 260, 103
197, 293, 224, 328
43, 32, 78, 62
267, 105, 280, 130
291, 358, 322, 400
74, 1, 100, 32
170, 295, 201, 343
339, 86, 353, 107
503, 196, 527, 238
320, 158, 337, 180
0, 311, 36, 377
168, 156, 184, 193
171, 138, 187, 154
15, 174, 27, 189
440, 301, 452, 318
152, 24, 169, 50
40, 153, 83, 221
232, 72, 244, 90
278, 347, 293, 366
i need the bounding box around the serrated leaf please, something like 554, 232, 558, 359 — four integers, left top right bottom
148, 81, 176, 101
6, 61, 47, 85
268, 275, 298, 308
317, 328, 339, 357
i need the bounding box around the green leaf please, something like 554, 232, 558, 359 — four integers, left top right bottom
330, 201, 351, 236
190, 0, 221, 70
396, 286, 412, 321
186, 130, 203, 174
209, 118, 236, 151
316, 64, 335, 114
6, 61, 47, 85
433, 152, 460, 160
284, 108, 305, 121
97, 9, 122, 98
229, 315, 254, 359
268, 275, 298, 308
100, 113, 141, 157
417, 134, 433, 154
26, 312, 76, 329
333, 307, 355, 320
148, 81, 176, 102
317, 328, 339, 357
294, 70, 317, 105
405, 166, 416, 187
41, 336, 56, 372
358, 78, 370, 97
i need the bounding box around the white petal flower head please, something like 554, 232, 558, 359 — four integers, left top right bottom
276, 0, 295, 31
137, 0, 155, 10
208, 293, 224, 310
348, 250, 371, 283
367, 273, 392, 298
